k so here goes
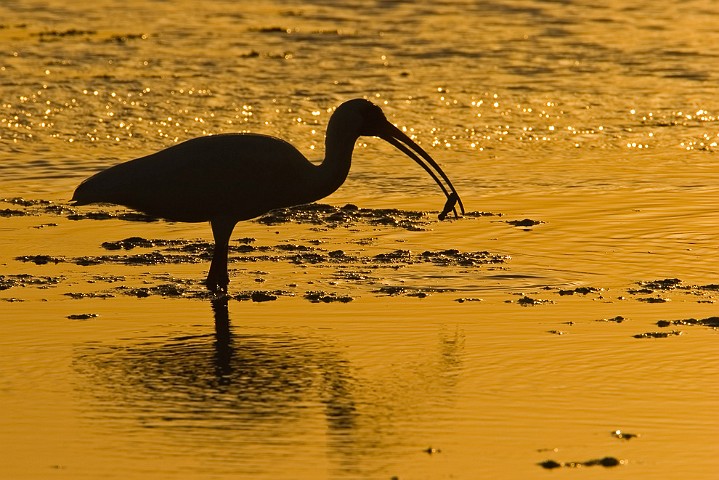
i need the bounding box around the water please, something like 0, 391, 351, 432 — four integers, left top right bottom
1, 1, 718, 478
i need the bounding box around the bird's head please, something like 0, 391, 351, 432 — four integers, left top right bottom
333, 98, 465, 219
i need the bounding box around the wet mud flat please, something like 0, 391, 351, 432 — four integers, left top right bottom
3, 197, 509, 303
3, 196, 719, 478
3, 195, 717, 317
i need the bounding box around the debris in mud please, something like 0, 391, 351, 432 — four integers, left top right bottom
17, 232, 507, 297
1, 198, 70, 218
558, 286, 603, 296
34, 28, 97, 40
117, 283, 192, 298
424, 446, 442, 455
101, 237, 184, 250
597, 315, 627, 323
2, 197, 44, 207
507, 218, 543, 228
66, 210, 158, 222
636, 296, 670, 303
374, 285, 452, 297
547, 330, 566, 335
633, 330, 683, 339
89, 275, 126, 283
233, 290, 290, 302
304, 291, 354, 303
64, 292, 115, 299
0, 274, 63, 290
638, 278, 682, 290
257, 203, 446, 231
373, 249, 508, 267
0, 208, 25, 217
628, 279, 718, 303
67, 313, 99, 320
108, 33, 147, 43
539, 456, 623, 469
332, 269, 374, 282
514, 295, 553, 306
611, 430, 640, 440
375, 286, 409, 296
290, 252, 327, 264
374, 250, 412, 264
420, 249, 506, 266
438, 192, 459, 220
656, 316, 719, 329
455, 297, 483, 303
15, 255, 63, 265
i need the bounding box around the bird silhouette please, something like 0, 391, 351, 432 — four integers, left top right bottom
72, 98, 464, 293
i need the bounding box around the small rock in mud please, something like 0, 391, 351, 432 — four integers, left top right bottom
538, 460, 562, 469
251, 291, 278, 302
539, 456, 623, 469
611, 430, 640, 440
232, 290, 291, 302
67, 313, 99, 320
597, 315, 626, 323
633, 330, 682, 339
507, 218, 543, 228
304, 291, 353, 303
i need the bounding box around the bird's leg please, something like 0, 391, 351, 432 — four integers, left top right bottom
206, 217, 236, 293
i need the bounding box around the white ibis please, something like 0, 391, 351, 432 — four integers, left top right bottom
72, 98, 465, 293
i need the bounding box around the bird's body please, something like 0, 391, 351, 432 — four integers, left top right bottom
73, 99, 464, 293
74, 134, 336, 222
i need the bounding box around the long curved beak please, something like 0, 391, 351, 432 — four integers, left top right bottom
377, 122, 465, 219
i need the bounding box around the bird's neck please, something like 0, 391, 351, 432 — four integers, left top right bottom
316, 118, 360, 197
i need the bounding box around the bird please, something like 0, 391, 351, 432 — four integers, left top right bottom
72, 98, 465, 293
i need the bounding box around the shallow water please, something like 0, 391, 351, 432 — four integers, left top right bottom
1, 0, 719, 479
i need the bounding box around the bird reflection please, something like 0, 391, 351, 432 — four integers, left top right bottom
72, 303, 464, 477
74, 301, 357, 431
211, 297, 233, 382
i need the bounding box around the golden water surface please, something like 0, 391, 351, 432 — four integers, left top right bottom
1, 1, 718, 479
